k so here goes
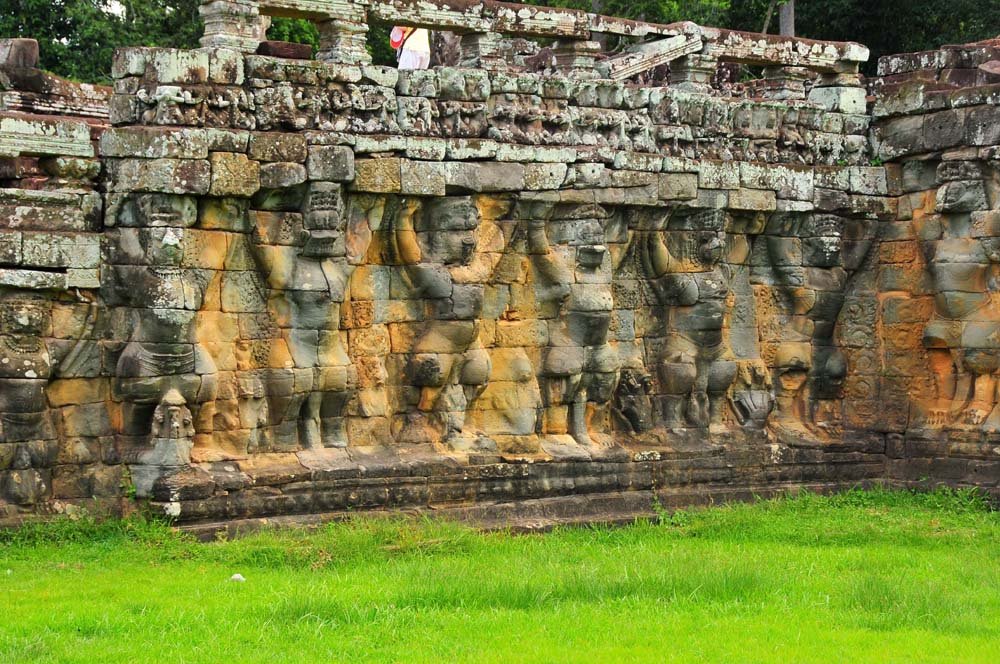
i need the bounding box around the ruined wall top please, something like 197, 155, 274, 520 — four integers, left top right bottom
199, 0, 868, 78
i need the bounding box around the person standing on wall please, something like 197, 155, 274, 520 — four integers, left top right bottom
390, 26, 430, 70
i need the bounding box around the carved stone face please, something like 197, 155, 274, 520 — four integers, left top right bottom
698, 231, 725, 266
120, 193, 196, 228
431, 229, 477, 265
806, 216, 843, 267
157, 226, 188, 263
151, 389, 195, 440
424, 198, 479, 265
615, 369, 653, 433
1, 299, 48, 337
810, 234, 842, 267
575, 219, 607, 269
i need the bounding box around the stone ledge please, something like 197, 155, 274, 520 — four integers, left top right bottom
180, 478, 888, 541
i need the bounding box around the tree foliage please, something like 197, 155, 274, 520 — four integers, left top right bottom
0, 0, 202, 82
1, 0, 997, 82
727, 0, 1000, 72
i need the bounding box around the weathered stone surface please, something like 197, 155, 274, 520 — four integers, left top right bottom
0, 39, 39, 67
106, 159, 211, 194
306, 146, 355, 182
100, 127, 209, 159
0, 114, 94, 158
259, 162, 307, 189
3, 3, 999, 528
209, 152, 260, 197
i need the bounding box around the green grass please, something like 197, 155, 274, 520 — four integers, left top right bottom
2, 488, 998, 663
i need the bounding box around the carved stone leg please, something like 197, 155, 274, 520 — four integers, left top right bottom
707, 359, 738, 431
317, 362, 352, 449
659, 358, 697, 428
568, 391, 592, 447
299, 392, 323, 450
922, 345, 959, 427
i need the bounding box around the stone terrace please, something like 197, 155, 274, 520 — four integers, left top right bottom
0, 1, 997, 530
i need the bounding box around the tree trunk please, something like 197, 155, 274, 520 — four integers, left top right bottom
779, 0, 796, 37
761, 0, 777, 34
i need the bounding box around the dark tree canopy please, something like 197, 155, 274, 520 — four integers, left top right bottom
726, 0, 1000, 70
0, 0, 202, 82
1, 0, 997, 82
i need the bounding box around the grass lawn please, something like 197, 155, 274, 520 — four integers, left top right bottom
2, 489, 998, 663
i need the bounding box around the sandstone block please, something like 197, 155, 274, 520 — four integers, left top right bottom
517, 163, 563, 191
100, 128, 209, 159
260, 162, 307, 189
874, 115, 924, 161
0, 38, 39, 68
0, 268, 66, 290
21, 233, 100, 269
740, 163, 814, 201
966, 105, 1000, 146
437, 68, 490, 101
306, 145, 355, 181
205, 47, 244, 84
658, 173, 698, 200
0, 231, 21, 264
808, 86, 866, 114
209, 152, 260, 197
923, 108, 966, 151
446, 162, 524, 193
699, 161, 740, 189
140, 48, 211, 84
405, 137, 447, 161
107, 158, 211, 195
249, 133, 307, 162
400, 161, 447, 196
729, 188, 777, 211
848, 167, 888, 195
353, 158, 402, 193
204, 129, 251, 153
0, 115, 94, 159
397, 69, 438, 97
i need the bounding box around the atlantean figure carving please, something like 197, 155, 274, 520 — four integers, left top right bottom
762, 213, 873, 439
918, 178, 1000, 430
9, 0, 1000, 524
528, 204, 618, 447
386, 196, 493, 444
640, 209, 743, 434
131, 388, 196, 497
0, 296, 54, 445
108, 194, 218, 447
253, 183, 371, 449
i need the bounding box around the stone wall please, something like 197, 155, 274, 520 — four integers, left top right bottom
0, 2, 997, 527
871, 38, 1000, 490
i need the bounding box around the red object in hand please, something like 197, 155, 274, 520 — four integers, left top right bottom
390, 26, 414, 49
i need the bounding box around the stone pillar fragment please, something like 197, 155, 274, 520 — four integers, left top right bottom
761, 66, 810, 100
552, 40, 602, 79
199, 0, 266, 52
459, 32, 507, 71
808, 71, 867, 114
670, 54, 718, 92
317, 19, 372, 66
